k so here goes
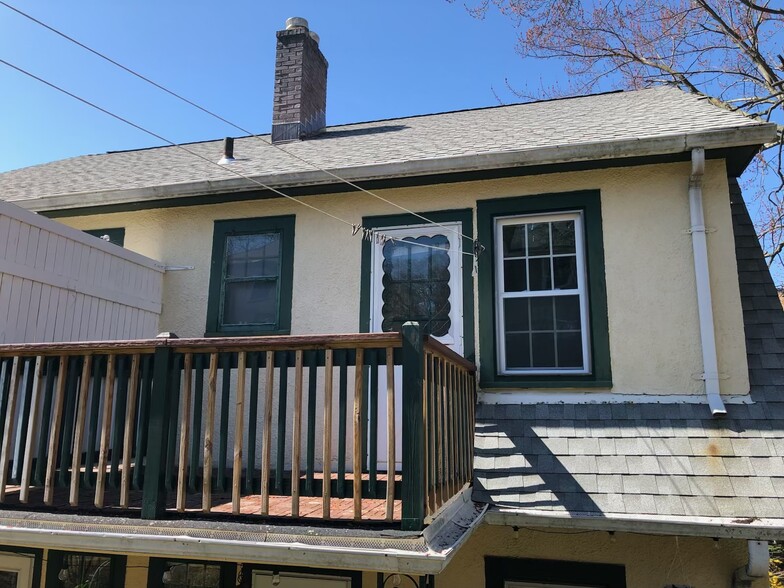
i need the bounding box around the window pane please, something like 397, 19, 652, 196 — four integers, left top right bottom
381, 236, 452, 337
551, 220, 576, 254
503, 260, 527, 292
555, 296, 581, 330
528, 258, 552, 291
527, 223, 550, 256
0, 571, 17, 588
495, 213, 588, 374
504, 298, 530, 332
553, 256, 577, 290
383, 242, 410, 281
503, 225, 525, 257
531, 332, 556, 367
557, 332, 584, 368
57, 555, 111, 588
226, 233, 280, 278
409, 247, 432, 281
161, 561, 222, 588
530, 297, 554, 331
505, 333, 531, 368
223, 280, 277, 325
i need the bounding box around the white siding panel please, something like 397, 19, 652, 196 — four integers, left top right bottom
33, 283, 50, 342
33, 229, 48, 271
14, 279, 33, 342
0, 200, 163, 343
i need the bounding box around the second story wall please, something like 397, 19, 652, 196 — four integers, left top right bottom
56, 159, 748, 397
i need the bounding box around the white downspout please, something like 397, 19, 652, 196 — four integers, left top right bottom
689, 147, 727, 416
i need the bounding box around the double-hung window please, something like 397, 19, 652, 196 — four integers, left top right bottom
495, 212, 589, 374
206, 216, 295, 336
477, 191, 611, 388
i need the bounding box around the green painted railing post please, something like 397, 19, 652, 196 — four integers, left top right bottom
401, 321, 425, 531
141, 333, 177, 519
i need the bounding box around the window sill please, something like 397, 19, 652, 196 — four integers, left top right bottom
203, 329, 291, 338
480, 378, 613, 389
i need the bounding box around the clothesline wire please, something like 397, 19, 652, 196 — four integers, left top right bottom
0, 57, 475, 258
0, 0, 478, 246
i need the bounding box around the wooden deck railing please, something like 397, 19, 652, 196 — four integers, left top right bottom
0, 324, 475, 530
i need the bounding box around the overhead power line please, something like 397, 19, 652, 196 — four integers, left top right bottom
0, 57, 474, 258
0, 0, 478, 247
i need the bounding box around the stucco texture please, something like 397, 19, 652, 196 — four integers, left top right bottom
59, 160, 748, 397
438, 525, 766, 588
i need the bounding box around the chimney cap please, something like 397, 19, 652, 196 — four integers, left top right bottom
285, 17, 309, 30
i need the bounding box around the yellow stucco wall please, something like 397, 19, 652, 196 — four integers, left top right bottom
20, 529, 767, 587
438, 525, 767, 588
58, 160, 749, 396
125, 554, 149, 586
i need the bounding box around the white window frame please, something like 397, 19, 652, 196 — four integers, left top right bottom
494, 211, 591, 376
0, 551, 34, 587
369, 222, 464, 354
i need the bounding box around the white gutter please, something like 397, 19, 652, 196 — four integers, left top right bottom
688, 147, 726, 416
0, 492, 487, 575
0, 525, 445, 575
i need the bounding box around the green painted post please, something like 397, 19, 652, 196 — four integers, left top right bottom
401, 322, 425, 531
141, 337, 176, 519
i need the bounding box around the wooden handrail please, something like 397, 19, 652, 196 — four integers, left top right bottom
170, 333, 403, 353
423, 336, 476, 372
0, 332, 403, 357
0, 340, 160, 357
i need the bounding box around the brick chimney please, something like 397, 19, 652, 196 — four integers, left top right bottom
272, 17, 328, 143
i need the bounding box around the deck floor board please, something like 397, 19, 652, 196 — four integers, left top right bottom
0, 471, 402, 522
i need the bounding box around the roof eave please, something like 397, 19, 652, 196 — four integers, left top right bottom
486, 506, 784, 541
13, 124, 777, 214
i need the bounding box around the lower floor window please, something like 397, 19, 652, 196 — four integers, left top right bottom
149, 559, 234, 588
46, 552, 125, 588
485, 557, 626, 588
0, 549, 37, 588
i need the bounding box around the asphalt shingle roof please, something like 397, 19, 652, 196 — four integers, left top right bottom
473, 179, 784, 524
0, 86, 767, 205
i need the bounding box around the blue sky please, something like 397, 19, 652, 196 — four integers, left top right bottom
0, 1, 570, 173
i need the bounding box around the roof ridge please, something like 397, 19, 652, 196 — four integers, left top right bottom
99, 88, 650, 156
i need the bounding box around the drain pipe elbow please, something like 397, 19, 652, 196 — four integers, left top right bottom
689, 148, 727, 416
732, 541, 769, 587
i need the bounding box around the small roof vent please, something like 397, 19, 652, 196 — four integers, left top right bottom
218, 137, 235, 164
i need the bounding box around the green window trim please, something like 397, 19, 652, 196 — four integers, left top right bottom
358, 208, 476, 363
205, 215, 295, 336
477, 191, 611, 388
45, 551, 126, 588
84, 227, 125, 247
485, 556, 626, 587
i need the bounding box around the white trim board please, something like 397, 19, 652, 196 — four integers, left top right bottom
479, 391, 754, 405
485, 507, 784, 541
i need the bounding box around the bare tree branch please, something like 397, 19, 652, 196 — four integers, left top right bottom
457, 0, 784, 279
